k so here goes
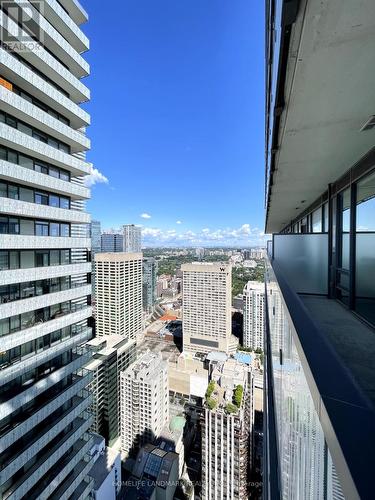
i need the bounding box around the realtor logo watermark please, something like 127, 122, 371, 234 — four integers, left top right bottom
0, 1, 44, 52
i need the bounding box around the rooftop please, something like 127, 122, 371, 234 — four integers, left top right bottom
122, 350, 166, 379
181, 261, 231, 273
95, 252, 142, 262
89, 445, 120, 491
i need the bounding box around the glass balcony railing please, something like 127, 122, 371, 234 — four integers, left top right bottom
264, 239, 375, 500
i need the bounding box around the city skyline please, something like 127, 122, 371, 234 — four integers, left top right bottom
84, 0, 266, 247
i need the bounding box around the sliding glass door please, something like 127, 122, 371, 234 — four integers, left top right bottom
355, 171, 375, 325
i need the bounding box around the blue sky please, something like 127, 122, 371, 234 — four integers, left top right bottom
84, 0, 265, 247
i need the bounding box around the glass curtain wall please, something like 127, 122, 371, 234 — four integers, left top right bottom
355, 171, 375, 324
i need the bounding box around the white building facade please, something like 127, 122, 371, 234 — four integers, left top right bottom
243, 281, 265, 350
123, 224, 141, 253
0, 1, 95, 497
182, 262, 236, 354
85, 335, 136, 445
120, 352, 169, 459
95, 252, 143, 339
202, 359, 254, 500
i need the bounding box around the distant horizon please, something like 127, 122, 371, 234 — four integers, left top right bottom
141, 244, 267, 250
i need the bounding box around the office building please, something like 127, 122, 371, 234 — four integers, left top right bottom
101, 232, 123, 252
89, 219, 101, 298
85, 335, 136, 445
120, 351, 169, 459
143, 256, 157, 313
249, 248, 265, 260
95, 252, 143, 339
195, 247, 205, 259
0, 1, 94, 497
242, 249, 251, 260
182, 262, 237, 354
243, 281, 264, 350
123, 224, 141, 253
264, 1, 375, 499
90, 220, 101, 254
87, 434, 121, 500
202, 358, 253, 499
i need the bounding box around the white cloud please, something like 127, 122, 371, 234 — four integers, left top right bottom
84, 166, 108, 187
140, 213, 151, 219
176, 220, 182, 224
141, 224, 269, 248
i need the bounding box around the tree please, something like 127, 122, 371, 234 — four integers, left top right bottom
205, 380, 215, 398
233, 385, 244, 407
207, 397, 217, 410
225, 403, 238, 414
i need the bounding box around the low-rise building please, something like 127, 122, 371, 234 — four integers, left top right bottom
124, 444, 179, 500
88, 434, 121, 500
156, 415, 187, 477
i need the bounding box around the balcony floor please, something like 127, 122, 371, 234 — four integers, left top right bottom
301, 295, 375, 407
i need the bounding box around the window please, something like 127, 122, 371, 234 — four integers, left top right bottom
312, 208, 322, 233
19, 154, 33, 170
9, 251, 19, 269
35, 163, 48, 175
50, 250, 60, 266
61, 250, 70, 264
9, 218, 19, 234
0, 182, 7, 197
60, 224, 70, 237
35, 221, 49, 236
33, 130, 48, 143
355, 170, 375, 325
20, 251, 34, 269
49, 167, 59, 178
50, 195, 60, 207
35, 192, 49, 205
60, 197, 69, 209
36, 251, 49, 267
0, 251, 8, 270
60, 170, 70, 182
19, 187, 33, 203
50, 223, 60, 237
0, 217, 7, 233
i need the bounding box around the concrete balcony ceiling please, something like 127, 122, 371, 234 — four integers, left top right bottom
266, 0, 375, 232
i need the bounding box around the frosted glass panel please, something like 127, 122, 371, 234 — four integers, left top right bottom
341, 233, 350, 270
356, 233, 375, 324
273, 234, 328, 294
266, 261, 343, 499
